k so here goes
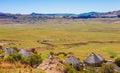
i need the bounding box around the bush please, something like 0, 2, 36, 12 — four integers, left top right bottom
57, 52, 67, 56
98, 64, 114, 73
64, 64, 78, 73
0, 50, 3, 54
20, 57, 29, 64
4, 52, 42, 67
115, 57, 120, 67
28, 54, 42, 67
11, 47, 19, 52
84, 66, 97, 73
5, 53, 22, 63
21, 53, 42, 67
110, 55, 115, 58
50, 51, 54, 55
109, 51, 117, 58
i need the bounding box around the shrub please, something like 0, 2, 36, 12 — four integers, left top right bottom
109, 51, 117, 58
4, 52, 42, 67
50, 51, 54, 55
110, 55, 115, 58
55, 52, 67, 56
20, 57, 29, 64
64, 64, 78, 73
28, 54, 42, 67
98, 64, 114, 73
11, 47, 19, 52
84, 66, 97, 73
5, 53, 22, 63
21, 54, 42, 67
115, 57, 120, 67
57, 52, 67, 56
0, 50, 3, 54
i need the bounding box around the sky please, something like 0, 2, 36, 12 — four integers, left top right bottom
0, 0, 120, 14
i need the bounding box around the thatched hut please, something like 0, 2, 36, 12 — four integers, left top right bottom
84, 53, 103, 67
19, 48, 33, 58
3, 48, 17, 54
65, 56, 82, 71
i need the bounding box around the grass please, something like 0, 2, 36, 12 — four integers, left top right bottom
0, 68, 45, 73
0, 62, 45, 73
1, 18, 120, 72
0, 18, 120, 61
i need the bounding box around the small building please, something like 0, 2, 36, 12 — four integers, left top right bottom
84, 53, 104, 67
65, 56, 82, 71
19, 48, 33, 58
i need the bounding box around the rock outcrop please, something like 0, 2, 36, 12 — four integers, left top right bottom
37, 59, 65, 73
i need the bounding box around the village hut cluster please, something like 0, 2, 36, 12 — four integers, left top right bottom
64, 52, 106, 71
0, 46, 35, 59
0, 45, 120, 73
38, 52, 120, 73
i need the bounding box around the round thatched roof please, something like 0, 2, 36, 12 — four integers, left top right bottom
19, 48, 33, 58
65, 56, 82, 70
3, 48, 17, 54
84, 53, 103, 66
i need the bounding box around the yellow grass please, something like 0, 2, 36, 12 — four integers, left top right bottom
0, 18, 120, 61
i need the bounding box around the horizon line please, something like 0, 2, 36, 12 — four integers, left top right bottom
0, 10, 120, 15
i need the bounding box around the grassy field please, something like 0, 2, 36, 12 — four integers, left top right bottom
0, 68, 45, 73
0, 18, 120, 61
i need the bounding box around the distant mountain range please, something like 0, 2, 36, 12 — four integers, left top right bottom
0, 10, 120, 19
77, 10, 120, 18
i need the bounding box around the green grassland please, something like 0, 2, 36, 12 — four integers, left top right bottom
0, 18, 120, 60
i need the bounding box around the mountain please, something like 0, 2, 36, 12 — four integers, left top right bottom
31, 13, 76, 16
0, 12, 17, 19
0, 10, 120, 21
76, 12, 99, 18
75, 10, 120, 18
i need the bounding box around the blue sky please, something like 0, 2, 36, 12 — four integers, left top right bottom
0, 0, 120, 14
